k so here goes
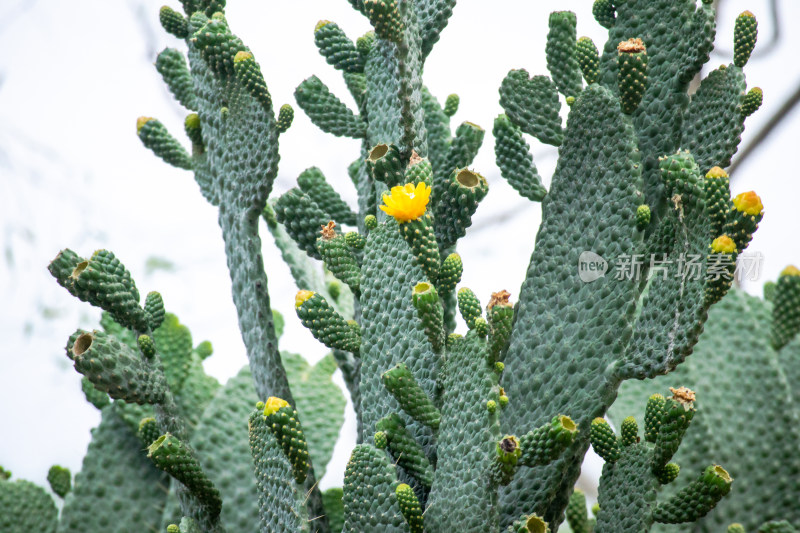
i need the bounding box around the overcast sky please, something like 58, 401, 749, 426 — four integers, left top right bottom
2, 0, 798, 502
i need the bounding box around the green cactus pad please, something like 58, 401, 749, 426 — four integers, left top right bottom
395, 483, 424, 532
499, 70, 563, 146
315, 21, 364, 74
70, 330, 167, 404
433, 168, 488, 250
342, 444, 409, 532
771, 266, 800, 350
148, 433, 222, 518
592, 0, 616, 29
273, 187, 332, 260
248, 407, 308, 532
591, 418, 621, 464
376, 413, 434, 490
733, 11, 758, 68
298, 166, 358, 226
426, 331, 502, 532
156, 48, 197, 110
412, 281, 445, 353
546, 11, 583, 98
0, 477, 58, 533
160, 6, 189, 39
500, 84, 643, 526
683, 65, 747, 174
566, 489, 590, 533
232, 51, 272, 110
80, 375, 110, 409
296, 291, 360, 354
367, 143, 404, 186
138, 117, 194, 171
518, 415, 578, 468
295, 75, 366, 139
488, 291, 514, 362
576, 37, 600, 85
492, 114, 547, 202
443, 93, 459, 117
381, 363, 440, 430
59, 405, 167, 532
617, 39, 648, 115
317, 224, 361, 294
46, 465, 71, 498
741, 87, 763, 117
653, 465, 732, 524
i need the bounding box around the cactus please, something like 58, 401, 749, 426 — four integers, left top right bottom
10, 1, 797, 532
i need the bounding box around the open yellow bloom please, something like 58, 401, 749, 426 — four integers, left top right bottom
732, 191, 763, 216
263, 397, 290, 416
781, 265, 800, 277
380, 182, 431, 223
710, 235, 737, 254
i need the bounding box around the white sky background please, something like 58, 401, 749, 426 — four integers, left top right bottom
1, 0, 798, 505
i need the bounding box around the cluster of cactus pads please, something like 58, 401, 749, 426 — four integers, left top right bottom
4, 0, 800, 532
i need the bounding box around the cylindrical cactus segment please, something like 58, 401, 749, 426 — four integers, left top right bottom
80, 375, 110, 409
653, 465, 733, 524
314, 21, 364, 74
276, 104, 294, 134
137, 334, 156, 359
741, 87, 763, 117
137, 117, 193, 171
704, 166, 731, 239
592, 0, 616, 29
381, 363, 441, 431
317, 222, 361, 294
566, 489, 590, 533
184, 113, 203, 151
734, 11, 758, 67
576, 37, 600, 85
147, 433, 222, 518
192, 18, 247, 79
262, 399, 311, 484
492, 114, 547, 202
363, 0, 403, 43
444, 93, 460, 117
405, 154, 433, 186
519, 415, 578, 468
770, 265, 800, 350
652, 388, 696, 470
412, 282, 446, 353
635, 205, 651, 231
546, 11, 583, 98
367, 143, 404, 187
457, 287, 482, 330
399, 214, 441, 283
233, 51, 272, 109
395, 483, 424, 532
273, 188, 332, 259
590, 417, 620, 463
488, 290, 514, 362
644, 393, 667, 443
376, 413, 434, 489
434, 168, 489, 250
493, 435, 522, 486
144, 291, 165, 330
160, 6, 188, 38
71, 330, 167, 405
654, 462, 681, 485
344, 231, 366, 250
617, 38, 648, 115
156, 48, 197, 111
705, 235, 738, 306
138, 417, 161, 447
295, 291, 361, 354
726, 190, 764, 253
47, 465, 71, 498
437, 253, 463, 295
620, 416, 639, 446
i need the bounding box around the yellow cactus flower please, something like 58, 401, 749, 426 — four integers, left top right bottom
705, 166, 728, 179
780, 265, 800, 277
263, 396, 290, 416
710, 235, 737, 254
732, 191, 763, 216
295, 290, 315, 309
379, 182, 431, 223
136, 116, 154, 134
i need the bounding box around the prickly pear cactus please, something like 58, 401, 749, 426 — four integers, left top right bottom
10, 1, 796, 532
